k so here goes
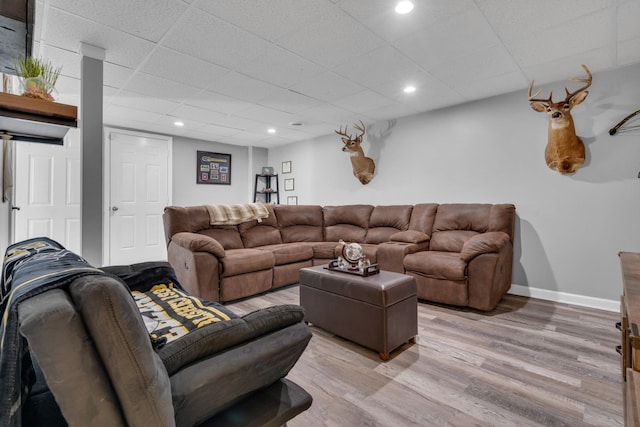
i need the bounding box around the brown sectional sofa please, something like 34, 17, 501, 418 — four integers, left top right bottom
162, 203, 516, 311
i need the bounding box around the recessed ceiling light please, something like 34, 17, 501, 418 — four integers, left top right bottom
395, 1, 414, 14
403, 85, 416, 93
267, 128, 276, 134
174, 121, 184, 127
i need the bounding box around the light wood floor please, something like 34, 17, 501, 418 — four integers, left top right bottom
227, 286, 623, 427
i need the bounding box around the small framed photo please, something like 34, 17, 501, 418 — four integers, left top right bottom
261, 166, 274, 175
287, 196, 298, 205
282, 161, 292, 174
284, 178, 295, 191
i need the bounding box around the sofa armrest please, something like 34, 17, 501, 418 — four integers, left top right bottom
460, 232, 510, 262
171, 231, 225, 258
377, 240, 429, 273
389, 230, 430, 244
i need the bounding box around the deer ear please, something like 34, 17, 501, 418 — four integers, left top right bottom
530, 102, 547, 112
570, 91, 588, 106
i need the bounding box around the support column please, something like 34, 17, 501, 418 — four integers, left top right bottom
79, 42, 104, 266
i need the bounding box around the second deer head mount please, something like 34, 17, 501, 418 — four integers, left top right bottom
335, 120, 375, 185
528, 64, 592, 175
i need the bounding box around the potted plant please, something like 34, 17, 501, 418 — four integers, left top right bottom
13, 56, 62, 101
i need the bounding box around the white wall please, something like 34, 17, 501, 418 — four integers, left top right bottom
171, 135, 267, 206
269, 63, 640, 305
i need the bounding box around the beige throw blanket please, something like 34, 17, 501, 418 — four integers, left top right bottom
205, 203, 269, 225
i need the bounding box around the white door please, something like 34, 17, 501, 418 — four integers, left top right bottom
106, 129, 171, 265
12, 131, 81, 253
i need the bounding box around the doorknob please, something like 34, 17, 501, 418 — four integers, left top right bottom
111, 206, 119, 212
11, 206, 20, 211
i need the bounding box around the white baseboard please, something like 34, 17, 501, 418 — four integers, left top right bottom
508, 284, 619, 313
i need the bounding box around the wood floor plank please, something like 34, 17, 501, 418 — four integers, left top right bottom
227, 287, 623, 426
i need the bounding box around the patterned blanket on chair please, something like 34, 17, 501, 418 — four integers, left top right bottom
0, 237, 103, 427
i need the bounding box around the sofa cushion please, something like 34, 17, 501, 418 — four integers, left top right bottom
389, 230, 430, 244
404, 251, 467, 281
274, 205, 323, 242
69, 275, 175, 427
430, 230, 478, 253
365, 205, 412, 244
220, 248, 275, 277
199, 227, 243, 250
238, 205, 283, 248
407, 203, 438, 235
311, 242, 340, 260
18, 289, 125, 426
323, 204, 373, 243
259, 243, 314, 265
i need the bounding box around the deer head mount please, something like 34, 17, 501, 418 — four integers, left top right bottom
335, 120, 375, 185
528, 64, 592, 175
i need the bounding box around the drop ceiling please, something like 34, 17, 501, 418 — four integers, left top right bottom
29, 0, 640, 148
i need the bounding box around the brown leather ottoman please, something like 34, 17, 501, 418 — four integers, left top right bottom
299, 265, 417, 361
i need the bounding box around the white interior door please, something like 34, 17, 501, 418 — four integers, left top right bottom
107, 129, 171, 265
12, 131, 81, 253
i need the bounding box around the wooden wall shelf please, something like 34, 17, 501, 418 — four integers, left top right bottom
0, 92, 77, 143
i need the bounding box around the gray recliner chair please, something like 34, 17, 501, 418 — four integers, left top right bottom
17, 262, 312, 427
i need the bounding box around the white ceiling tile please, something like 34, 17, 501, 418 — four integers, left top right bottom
169, 104, 228, 125
257, 89, 322, 114
332, 45, 425, 88
154, 115, 207, 132
277, 7, 386, 68
206, 72, 280, 102
338, 0, 476, 42
195, 123, 244, 137
140, 47, 230, 89
104, 63, 135, 88
104, 104, 164, 123
476, 0, 613, 40
393, 8, 501, 71
289, 71, 363, 103
39, 45, 80, 79
109, 90, 182, 115
333, 90, 395, 113
193, 0, 333, 42
48, 0, 189, 42
161, 8, 272, 70
234, 104, 296, 125
237, 44, 325, 89
618, 1, 640, 41
298, 103, 369, 125
430, 46, 519, 88
183, 90, 255, 115
45, 7, 155, 69
505, 10, 614, 68
123, 72, 201, 102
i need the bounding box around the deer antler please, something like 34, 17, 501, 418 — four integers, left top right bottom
563, 64, 592, 102
353, 120, 366, 138
335, 125, 352, 139
528, 81, 553, 104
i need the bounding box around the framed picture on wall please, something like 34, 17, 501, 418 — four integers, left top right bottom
284, 178, 294, 191
282, 161, 292, 174
287, 196, 298, 205
197, 151, 231, 185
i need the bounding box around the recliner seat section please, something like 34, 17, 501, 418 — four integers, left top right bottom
163, 202, 516, 310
